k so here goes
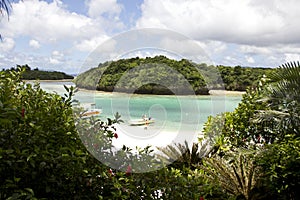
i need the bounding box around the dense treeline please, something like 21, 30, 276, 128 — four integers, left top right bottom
217, 65, 272, 91
75, 56, 273, 94
3, 64, 74, 80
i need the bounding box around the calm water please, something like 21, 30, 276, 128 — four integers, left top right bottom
37, 81, 243, 148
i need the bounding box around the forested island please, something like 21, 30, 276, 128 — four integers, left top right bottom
74, 56, 273, 95
3, 64, 74, 80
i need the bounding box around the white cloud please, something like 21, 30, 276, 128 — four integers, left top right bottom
86, 0, 122, 18
135, 0, 300, 67
246, 56, 255, 64
136, 0, 300, 45
0, 0, 116, 44
118, 49, 180, 61
74, 35, 110, 52
160, 38, 204, 56
1, 0, 300, 72
0, 38, 15, 52
285, 53, 300, 62
29, 39, 41, 49
196, 40, 227, 57
49, 50, 65, 65
0, 0, 126, 72
240, 45, 272, 55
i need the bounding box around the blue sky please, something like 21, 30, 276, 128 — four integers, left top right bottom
1, 0, 300, 73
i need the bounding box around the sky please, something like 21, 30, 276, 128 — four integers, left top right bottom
1, 0, 300, 73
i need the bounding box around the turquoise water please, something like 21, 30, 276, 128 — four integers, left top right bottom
35, 81, 243, 161
37, 81, 242, 132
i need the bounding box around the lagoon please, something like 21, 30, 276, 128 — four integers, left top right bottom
38, 81, 243, 149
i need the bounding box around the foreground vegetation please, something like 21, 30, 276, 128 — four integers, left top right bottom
74, 56, 273, 95
1, 62, 299, 199
3, 64, 74, 80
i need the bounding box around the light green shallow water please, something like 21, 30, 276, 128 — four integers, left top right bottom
38, 81, 242, 133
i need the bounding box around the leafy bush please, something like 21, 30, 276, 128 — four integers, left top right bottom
256, 135, 300, 199
202, 62, 300, 199
0, 69, 117, 199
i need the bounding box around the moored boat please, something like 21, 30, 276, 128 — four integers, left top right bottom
129, 117, 155, 126
82, 103, 102, 118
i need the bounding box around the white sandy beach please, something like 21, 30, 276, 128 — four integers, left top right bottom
209, 89, 246, 95
24, 79, 74, 82
112, 124, 202, 151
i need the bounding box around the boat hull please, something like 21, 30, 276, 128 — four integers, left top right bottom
128, 119, 155, 126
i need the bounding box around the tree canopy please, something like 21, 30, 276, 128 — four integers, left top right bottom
3, 64, 74, 80
75, 56, 273, 95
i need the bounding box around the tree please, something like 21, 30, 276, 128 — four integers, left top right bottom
203, 61, 300, 199
157, 140, 210, 170
202, 150, 264, 200
254, 61, 300, 136
253, 62, 300, 199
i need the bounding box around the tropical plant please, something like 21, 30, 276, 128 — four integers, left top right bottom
253, 61, 300, 136
0, 0, 10, 17
157, 140, 211, 170
0, 0, 11, 40
250, 62, 300, 199
201, 150, 263, 200
202, 61, 300, 199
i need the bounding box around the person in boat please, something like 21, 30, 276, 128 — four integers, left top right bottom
142, 114, 147, 121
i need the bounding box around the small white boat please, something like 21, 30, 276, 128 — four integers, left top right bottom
129, 117, 155, 126
82, 103, 102, 118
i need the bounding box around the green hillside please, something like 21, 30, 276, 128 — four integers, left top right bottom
3, 64, 74, 80
74, 56, 273, 95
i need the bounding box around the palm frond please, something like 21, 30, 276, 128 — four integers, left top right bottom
253, 61, 300, 136
267, 61, 300, 101
201, 151, 260, 200
0, 0, 11, 16
157, 140, 211, 168
0, 0, 12, 40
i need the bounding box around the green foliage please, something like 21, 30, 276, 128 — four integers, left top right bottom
256, 135, 300, 199
75, 56, 274, 95
4, 64, 74, 80
75, 56, 210, 95
203, 81, 271, 151
0, 69, 120, 199
202, 150, 263, 200
254, 61, 300, 136
202, 61, 300, 199
217, 65, 272, 91
157, 140, 210, 170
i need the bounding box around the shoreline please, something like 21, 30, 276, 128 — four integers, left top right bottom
24, 79, 74, 82
78, 88, 246, 96
25, 80, 246, 96
209, 89, 246, 95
